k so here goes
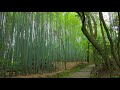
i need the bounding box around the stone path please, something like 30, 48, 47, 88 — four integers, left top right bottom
68, 64, 95, 78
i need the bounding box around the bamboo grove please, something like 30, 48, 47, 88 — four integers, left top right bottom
0, 12, 88, 77
1, 12, 119, 78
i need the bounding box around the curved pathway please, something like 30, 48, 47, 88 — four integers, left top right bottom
68, 64, 95, 78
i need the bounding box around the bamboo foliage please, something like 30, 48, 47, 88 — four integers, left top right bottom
0, 12, 88, 77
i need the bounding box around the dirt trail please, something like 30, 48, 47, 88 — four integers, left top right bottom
68, 64, 95, 78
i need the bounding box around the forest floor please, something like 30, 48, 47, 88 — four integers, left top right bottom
91, 65, 120, 78
67, 64, 95, 78
12, 62, 89, 78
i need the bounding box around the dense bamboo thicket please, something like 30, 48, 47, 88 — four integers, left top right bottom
0, 12, 88, 77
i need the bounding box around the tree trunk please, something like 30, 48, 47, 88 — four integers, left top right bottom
99, 12, 120, 68
77, 12, 113, 77
87, 42, 90, 63
117, 12, 120, 61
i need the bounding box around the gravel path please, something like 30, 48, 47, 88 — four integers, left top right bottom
68, 64, 95, 78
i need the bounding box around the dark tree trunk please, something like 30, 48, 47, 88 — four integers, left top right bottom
76, 12, 113, 77
99, 12, 120, 68
117, 12, 120, 61
87, 42, 90, 63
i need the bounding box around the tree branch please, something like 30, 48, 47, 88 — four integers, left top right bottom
77, 12, 105, 57
99, 12, 120, 67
